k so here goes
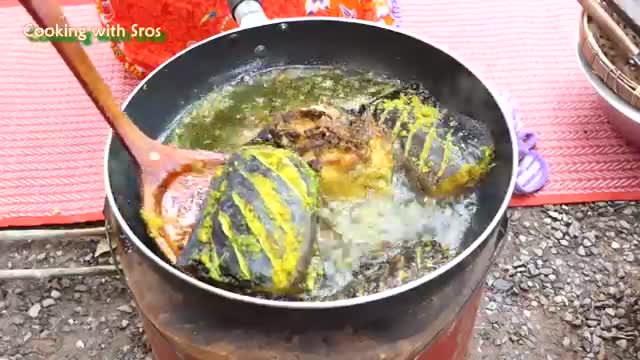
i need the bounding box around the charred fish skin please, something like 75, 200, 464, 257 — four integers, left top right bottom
370, 89, 495, 197
247, 106, 396, 201
176, 145, 322, 298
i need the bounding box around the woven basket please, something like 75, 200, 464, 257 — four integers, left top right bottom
579, 2, 640, 109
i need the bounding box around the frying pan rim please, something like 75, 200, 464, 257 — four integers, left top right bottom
104, 16, 518, 309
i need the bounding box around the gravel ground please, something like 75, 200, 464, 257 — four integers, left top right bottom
0, 202, 638, 359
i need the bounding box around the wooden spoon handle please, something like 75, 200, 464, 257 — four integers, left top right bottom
579, 0, 640, 63
19, 0, 152, 161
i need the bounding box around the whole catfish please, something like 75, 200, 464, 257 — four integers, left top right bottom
367, 86, 495, 198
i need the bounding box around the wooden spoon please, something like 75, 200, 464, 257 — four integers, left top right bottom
19, 0, 227, 263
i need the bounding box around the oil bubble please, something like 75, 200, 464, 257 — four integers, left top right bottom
254, 45, 266, 57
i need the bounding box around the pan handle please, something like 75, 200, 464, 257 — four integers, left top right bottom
228, 0, 269, 27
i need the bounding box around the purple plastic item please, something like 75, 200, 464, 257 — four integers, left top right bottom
517, 131, 537, 158
497, 92, 549, 195
514, 151, 550, 194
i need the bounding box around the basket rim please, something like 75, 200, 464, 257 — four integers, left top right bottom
580, 10, 640, 108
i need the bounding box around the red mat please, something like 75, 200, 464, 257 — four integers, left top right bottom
2, 0, 640, 228
0, 2, 138, 227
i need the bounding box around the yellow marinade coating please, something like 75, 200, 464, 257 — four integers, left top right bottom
426, 146, 495, 196
379, 95, 440, 139
246, 146, 318, 208
243, 146, 320, 293
243, 170, 301, 291
140, 209, 177, 264
195, 177, 227, 281
318, 134, 395, 200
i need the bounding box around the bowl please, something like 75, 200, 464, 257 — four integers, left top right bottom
576, 43, 640, 149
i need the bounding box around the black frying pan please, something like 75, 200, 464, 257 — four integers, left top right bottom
105, 0, 517, 309
99, 1, 519, 357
